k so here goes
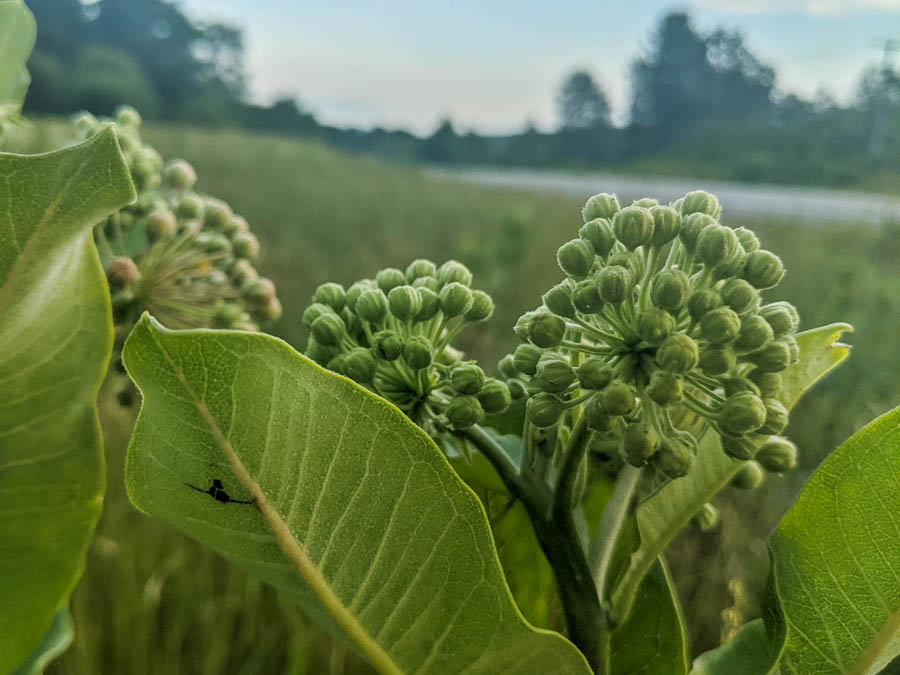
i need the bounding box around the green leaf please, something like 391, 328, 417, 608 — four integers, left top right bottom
0, 0, 36, 127
771, 405, 900, 675
12, 607, 74, 675
0, 127, 134, 672
611, 558, 689, 675
123, 315, 592, 675
610, 323, 851, 625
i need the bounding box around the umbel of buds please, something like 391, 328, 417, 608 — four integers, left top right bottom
302, 260, 510, 433
498, 190, 801, 483
77, 107, 281, 343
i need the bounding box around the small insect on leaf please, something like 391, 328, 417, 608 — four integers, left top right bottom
184, 478, 256, 505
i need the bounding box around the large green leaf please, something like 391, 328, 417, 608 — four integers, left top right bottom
772, 405, 900, 675
11, 607, 74, 675
610, 323, 851, 624
123, 314, 592, 674
0, 0, 36, 128
0, 127, 135, 671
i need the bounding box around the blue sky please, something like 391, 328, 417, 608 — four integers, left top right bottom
182, 0, 900, 134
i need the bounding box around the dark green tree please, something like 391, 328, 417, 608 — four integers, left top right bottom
557, 70, 611, 130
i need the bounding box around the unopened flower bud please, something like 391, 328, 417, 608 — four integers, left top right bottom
508, 379, 527, 400
416, 287, 440, 321
613, 206, 655, 250
699, 344, 736, 375
722, 434, 757, 461
731, 461, 765, 489
528, 311, 566, 348
656, 333, 699, 373
760, 398, 789, 435
176, 193, 205, 220
572, 279, 604, 314
106, 257, 141, 289
646, 370, 684, 406
498, 354, 518, 380
527, 392, 565, 428
693, 503, 720, 531
700, 306, 741, 344
115, 105, 142, 128
343, 347, 376, 383
597, 265, 632, 304
696, 225, 740, 269
254, 296, 283, 323
632, 197, 659, 208
536, 355, 576, 394
446, 395, 483, 429
543, 282, 576, 318
242, 277, 276, 303
734, 314, 774, 354
402, 335, 433, 370
719, 391, 767, 435
557, 239, 595, 279
388, 285, 422, 321
654, 437, 695, 478
651, 269, 691, 311
376, 268, 406, 293
601, 380, 636, 416
759, 302, 799, 337
204, 198, 233, 230
478, 378, 511, 414
722, 376, 761, 398
514, 343, 543, 375
620, 422, 660, 467
585, 396, 613, 432
164, 159, 197, 189
313, 282, 346, 312
214, 302, 242, 327
449, 364, 485, 395
577, 357, 614, 390
232, 232, 260, 260
680, 190, 720, 218
784, 335, 800, 363
579, 218, 616, 257
345, 279, 375, 311
649, 205, 681, 247
145, 209, 177, 241
311, 313, 345, 347
302, 302, 332, 328
439, 282, 474, 317
734, 227, 760, 253
405, 258, 437, 282
437, 260, 473, 287
582, 192, 620, 222
372, 330, 402, 361
637, 307, 675, 345
755, 438, 798, 473
687, 288, 722, 322
204, 233, 231, 254
356, 289, 389, 323
743, 250, 785, 289
720, 278, 758, 315
750, 340, 791, 373
679, 213, 717, 250
465, 290, 494, 322
749, 370, 782, 398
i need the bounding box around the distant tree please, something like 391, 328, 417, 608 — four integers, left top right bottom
419, 119, 459, 163
557, 70, 611, 130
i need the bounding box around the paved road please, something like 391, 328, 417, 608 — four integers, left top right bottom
429, 167, 900, 225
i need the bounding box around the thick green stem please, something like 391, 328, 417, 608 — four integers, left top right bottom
461, 424, 525, 501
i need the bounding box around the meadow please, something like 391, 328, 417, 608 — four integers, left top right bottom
15, 121, 895, 674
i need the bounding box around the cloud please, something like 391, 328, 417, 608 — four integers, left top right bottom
690, 0, 900, 14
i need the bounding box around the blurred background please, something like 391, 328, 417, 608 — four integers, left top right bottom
10, 0, 898, 672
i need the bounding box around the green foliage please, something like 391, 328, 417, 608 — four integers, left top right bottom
0, 0, 35, 134
123, 314, 591, 674
0, 127, 134, 672
12, 608, 74, 675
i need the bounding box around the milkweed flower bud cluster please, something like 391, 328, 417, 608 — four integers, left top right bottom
73, 107, 281, 338
302, 259, 510, 432
498, 190, 800, 481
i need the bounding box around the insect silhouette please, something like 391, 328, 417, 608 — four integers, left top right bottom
185, 478, 255, 505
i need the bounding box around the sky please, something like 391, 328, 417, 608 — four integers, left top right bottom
181, 0, 900, 135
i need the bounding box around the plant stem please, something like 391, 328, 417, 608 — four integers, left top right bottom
460, 424, 524, 500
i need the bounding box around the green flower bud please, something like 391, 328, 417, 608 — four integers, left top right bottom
543, 282, 576, 318
646, 370, 684, 406
749, 370, 782, 398
343, 347, 377, 383
632, 197, 659, 208
204, 198, 233, 230
508, 379, 527, 400
230, 259, 258, 287
302, 302, 332, 328
743, 250, 785, 289
612, 206, 655, 250
405, 258, 437, 282
326, 353, 347, 375
699, 344, 737, 375
478, 378, 512, 414
582, 192, 620, 222
402, 335, 433, 370
785, 335, 800, 363
597, 265, 632, 304
145, 209, 177, 241
224, 213, 248, 236
750, 340, 791, 373
687, 288, 723, 322
164, 159, 197, 189
656, 333, 699, 373
721, 434, 757, 460
696, 225, 740, 269
572, 279, 604, 314
514, 344, 543, 376
649, 205, 681, 247
601, 380, 636, 416
176, 193, 205, 220
498, 354, 519, 380
232, 232, 260, 260
651, 269, 691, 311
680, 190, 720, 218
654, 437, 695, 478
759, 302, 799, 338
719, 391, 767, 435
722, 376, 761, 398
416, 287, 440, 321
760, 398, 789, 435
115, 105, 142, 127
557, 239, 595, 279
178, 218, 203, 237
446, 395, 484, 429
450, 364, 486, 395
693, 503, 720, 531
372, 330, 403, 361
579, 218, 616, 257
465, 290, 494, 322
679, 212, 717, 250
254, 296, 283, 323
734, 314, 774, 354
412, 275, 441, 293
106, 257, 141, 288
577, 357, 614, 390
637, 307, 675, 345
620, 422, 660, 467
527, 393, 566, 428
528, 311, 566, 348
313, 282, 346, 312
720, 278, 759, 315
439, 282, 474, 317
311, 313, 345, 347
345, 279, 376, 311
731, 461, 765, 489
356, 289, 389, 323
242, 277, 276, 303
734, 227, 760, 253
204, 233, 231, 254
387, 285, 422, 321
700, 306, 741, 344
214, 302, 242, 327
584, 395, 613, 432
376, 268, 406, 293
437, 260, 473, 287
755, 438, 798, 473
536, 356, 576, 394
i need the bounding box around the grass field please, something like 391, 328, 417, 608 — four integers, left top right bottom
17, 121, 896, 673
